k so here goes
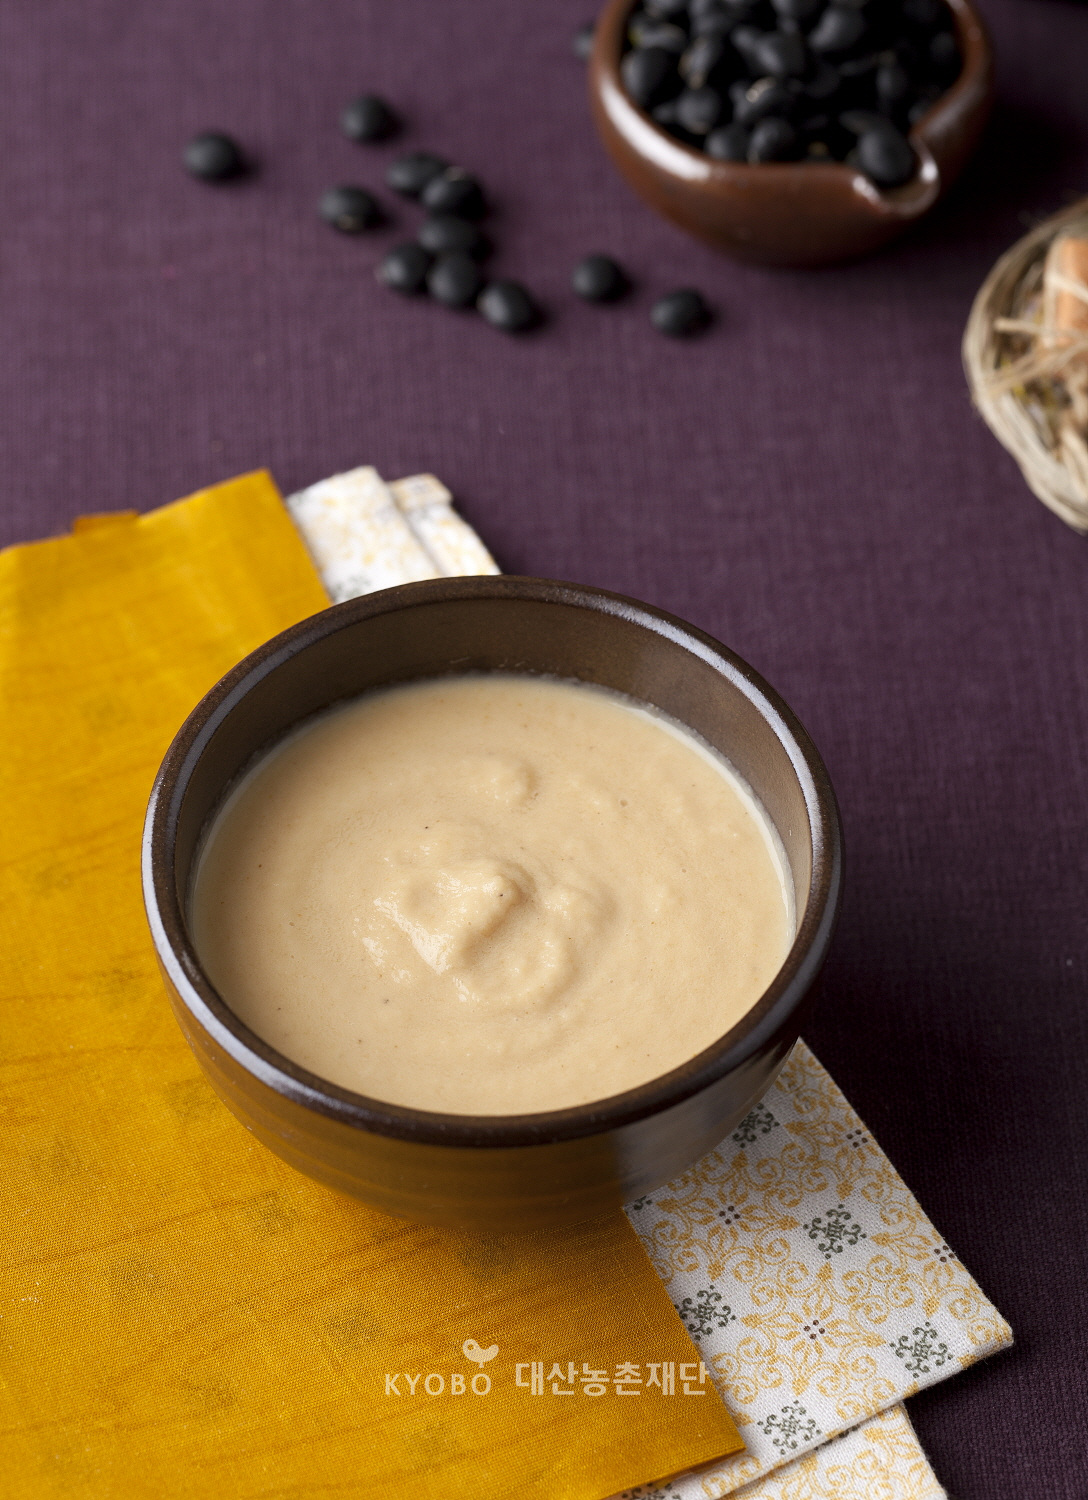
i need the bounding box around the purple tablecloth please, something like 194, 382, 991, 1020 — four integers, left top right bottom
2, 1, 1086, 1493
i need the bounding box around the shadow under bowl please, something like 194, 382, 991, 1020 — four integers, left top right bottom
588, 0, 994, 268
143, 577, 842, 1230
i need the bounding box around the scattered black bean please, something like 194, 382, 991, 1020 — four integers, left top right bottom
651, 288, 711, 337
420, 169, 486, 219
340, 95, 398, 143
184, 132, 245, 182
571, 254, 629, 302
427, 252, 485, 308
385, 152, 449, 198
418, 215, 490, 259
319, 185, 380, 233
619, 0, 960, 188
477, 280, 539, 332
573, 22, 596, 60
377, 243, 433, 294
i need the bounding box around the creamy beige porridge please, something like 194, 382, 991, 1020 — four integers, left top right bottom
191, 674, 793, 1114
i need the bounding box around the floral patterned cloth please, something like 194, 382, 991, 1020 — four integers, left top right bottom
614, 1041, 1011, 1498
286, 469, 1013, 1500
627, 1405, 946, 1500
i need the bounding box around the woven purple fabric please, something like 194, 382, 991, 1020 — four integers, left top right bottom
1, 1, 1086, 1493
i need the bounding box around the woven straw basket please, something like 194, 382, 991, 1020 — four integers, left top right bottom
963, 197, 1088, 533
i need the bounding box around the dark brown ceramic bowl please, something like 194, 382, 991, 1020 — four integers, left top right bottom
143, 577, 842, 1230
589, 0, 994, 267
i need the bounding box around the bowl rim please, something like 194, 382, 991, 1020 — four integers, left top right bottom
589, 0, 993, 217
143, 575, 843, 1151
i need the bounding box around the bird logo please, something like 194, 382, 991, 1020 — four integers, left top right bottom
462, 1338, 499, 1366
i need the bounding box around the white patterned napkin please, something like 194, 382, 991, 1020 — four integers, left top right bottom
286, 466, 497, 600
284, 468, 1012, 1500
615, 1041, 1010, 1500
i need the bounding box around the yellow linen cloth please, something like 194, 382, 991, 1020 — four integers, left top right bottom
0, 472, 743, 1500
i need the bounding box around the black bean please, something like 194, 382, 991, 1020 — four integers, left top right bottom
856, 125, 916, 186
907, 84, 943, 124
753, 29, 808, 77
805, 62, 843, 103
876, 62, 912, 112
340, 95, 398, 143
732, 78, 796, 126
771, 0, 822, 23
629, 18, 688, 52
837, 52, 878, 79
929, 30, 961, 84
840, 109, 888, 136
621, 46, 680, 108
748, 115, 800, 160
644, 0, 688, 17
902, 0, 945, 32
893, 38, 925, 76
706, 122, 751, 159
418, 215, 490, 259
720, 0, 770, 19
385, 152, 448, 198
730, 26, 765, 72
651, 289, 712, 337
477, 280, 539, 332
572, 254, 629, 302
572, 22, 595, 60
377, 243, 432, 294
691, 11, 735, 39
319, 185, 381, 233
809, 7, 868, 56
183, 132, 245, 181
427, 253, 485, 308
680, 34, 728, 89
676, 87, 725, 134
420, 169, 486, 220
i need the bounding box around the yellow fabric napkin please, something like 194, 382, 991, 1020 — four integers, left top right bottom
0, 471, 743, 1500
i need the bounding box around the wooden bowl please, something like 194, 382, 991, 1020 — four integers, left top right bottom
588, 0, 994, 268
143, 577, 842, 1230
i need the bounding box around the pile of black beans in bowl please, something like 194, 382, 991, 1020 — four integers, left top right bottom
618, 0, 963, 188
